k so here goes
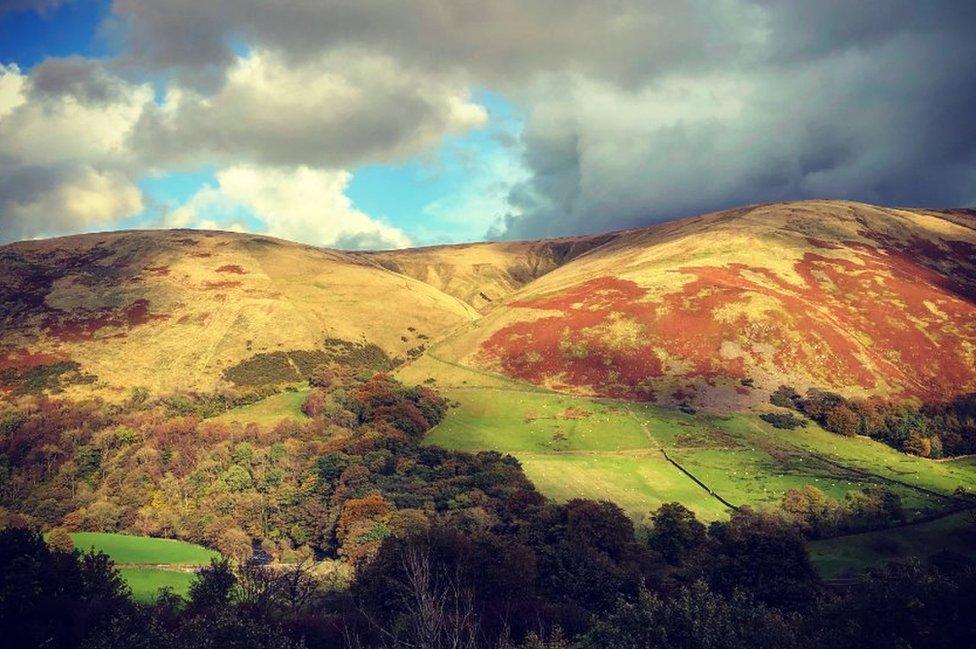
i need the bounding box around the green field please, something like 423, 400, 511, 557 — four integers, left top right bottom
403, 352, 976, 523
211, 389, 309, 426
71, 533, 219, 601
219, 349, 976, 574
809, 510, 976, 577
119, 568, 198, 601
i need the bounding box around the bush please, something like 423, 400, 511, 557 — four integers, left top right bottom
759, 412, 807, 430
769, 385, 802, 409
46, 527, 74, 553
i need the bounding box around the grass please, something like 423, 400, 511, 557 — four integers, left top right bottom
219, 348, 976, 558
808, 510, 976, 578
401, 350, 976, 524
70, 533, 219, 601
211, 388, 309, 426
119, 568, 198, 602
71, 532, 219, 565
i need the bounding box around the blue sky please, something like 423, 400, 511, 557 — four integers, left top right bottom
2, 2, 973, 247
0, 0, 526, 247
0, 1, 113, 66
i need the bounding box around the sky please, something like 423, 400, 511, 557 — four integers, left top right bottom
1, 1, 974, 249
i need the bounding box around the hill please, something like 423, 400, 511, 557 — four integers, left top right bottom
357, 231, 621, 312
0, 229, 477, 398
3, 201, 974, 408
435, 201, 976, 409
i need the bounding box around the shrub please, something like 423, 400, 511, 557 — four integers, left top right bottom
759, 412, 807, 430
46, 527, 74, 553
769, 385, 802, 409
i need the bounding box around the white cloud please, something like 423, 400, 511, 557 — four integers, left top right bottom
170, 165, 411, 250
135, 48, 487, 168
0, 62, 149, 241
2, 166, 144, 241
0, 64, 26, 117
0, 48, 485, 244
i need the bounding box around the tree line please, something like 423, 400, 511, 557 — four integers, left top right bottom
768, 386, 976, 458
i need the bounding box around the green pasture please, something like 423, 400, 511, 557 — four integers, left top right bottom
808, 510, 976, 578
211, 389, 309, 426
71, 533, 219, 601
119, 568, 198, 602
403, 350, 976, 523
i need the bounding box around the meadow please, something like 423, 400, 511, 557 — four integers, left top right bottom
70, 533, 219, 601
194, 347, 976, 574
808, 510, 976, 577
211, 388, 308, 426
406, 351, 976, 523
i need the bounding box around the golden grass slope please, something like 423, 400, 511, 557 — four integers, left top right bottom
358, 232, 621, 312
0, 229, 477, 398
439, 201, 976, 408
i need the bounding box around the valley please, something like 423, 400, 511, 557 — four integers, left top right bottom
2, 199, 976, 645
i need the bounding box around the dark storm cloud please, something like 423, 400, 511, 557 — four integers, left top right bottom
29, 57, 132, 104
107, 0, 976, 239
497, 1, 976, 238
112, 0, 760, 90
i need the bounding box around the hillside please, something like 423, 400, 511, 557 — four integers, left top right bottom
435, 201, 976, 408
358, 231, 621, 312
0, 229, 477, 398
2, 201, 975, 407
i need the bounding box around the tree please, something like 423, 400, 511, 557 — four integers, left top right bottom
188, 558, 238, 610
701, 508, 817, 610
646, 502, 706, 564
780, 486, 840, 538
825, 404, 860, 436
770, 385, 802, 409
216, 527, 252, 562
47, 526, 74, 553
0, 528, 131, 648
580, 582, 802, 649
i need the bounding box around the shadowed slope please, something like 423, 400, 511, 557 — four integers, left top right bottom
359, 232, 621, 312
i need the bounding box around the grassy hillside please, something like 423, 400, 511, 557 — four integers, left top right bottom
0, 229, 477, 399
70, 532, 218, 601
439, 201, 976, 409
809, 510, 976, 578
403, 350, 976, 522
211, 388, 309, 426
359, 231, 621, 312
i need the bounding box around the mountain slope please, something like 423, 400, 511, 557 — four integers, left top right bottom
435, 201, 976, 408
3, 200, 975, 407
0, 229, 477, 397
358, 232, 621, 312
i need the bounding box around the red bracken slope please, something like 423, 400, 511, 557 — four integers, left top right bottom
440, 201, 976, 408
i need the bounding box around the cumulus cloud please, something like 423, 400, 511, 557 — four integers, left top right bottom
112, 0, 763, 89
0, 166, 144, 241
0, 61, 150, 241
169, 165, 411, 250
0, 47, 485, 243
133, 48, 486, 168
4, 1, 975, 244
106, 0, 976, 240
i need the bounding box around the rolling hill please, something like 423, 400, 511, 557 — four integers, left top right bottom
434, 201, 976, 409
2, 200, 975, 409
0, 229, 477, 398
357, 232, 621, 312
